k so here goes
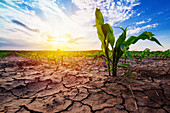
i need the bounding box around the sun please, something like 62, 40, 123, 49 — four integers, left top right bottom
47, 34, 70, 50
50, 41, 63, 47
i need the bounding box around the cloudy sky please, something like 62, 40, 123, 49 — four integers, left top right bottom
0, 0, 170, 51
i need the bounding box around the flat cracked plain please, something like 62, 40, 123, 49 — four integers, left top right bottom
0, 53, 169, 113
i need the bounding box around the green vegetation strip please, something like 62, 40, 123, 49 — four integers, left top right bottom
0, 51, 11, 58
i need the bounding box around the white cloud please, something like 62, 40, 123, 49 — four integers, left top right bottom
134, 18, 152, 25
127, 23, 158, 35
71, 0, 140, 26
137, 12, 141, 16
147, 18, 151, 22
136, 20, 146, 25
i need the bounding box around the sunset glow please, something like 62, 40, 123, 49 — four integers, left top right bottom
0, 0, 169, 50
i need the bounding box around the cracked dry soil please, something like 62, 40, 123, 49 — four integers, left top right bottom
0, 52, 169, 113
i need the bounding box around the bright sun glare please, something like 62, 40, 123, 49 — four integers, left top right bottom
48, 34, 70, 49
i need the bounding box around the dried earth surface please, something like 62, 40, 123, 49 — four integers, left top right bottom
0, 52, 169, 113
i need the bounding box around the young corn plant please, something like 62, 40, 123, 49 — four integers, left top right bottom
139, 48, 150, 64
140, 50, 146, 65
145, 48, 150, 59
94, 8, 163, 76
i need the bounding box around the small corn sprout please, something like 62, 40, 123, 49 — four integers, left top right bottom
94, 8, 163, 76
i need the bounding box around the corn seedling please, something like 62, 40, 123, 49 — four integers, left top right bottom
94, 8, 163, 76
139, 48, 150, 64
140, 51, 145, 65
145, 48, 150, 59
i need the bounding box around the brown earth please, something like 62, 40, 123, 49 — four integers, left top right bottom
0, 52, 169, 113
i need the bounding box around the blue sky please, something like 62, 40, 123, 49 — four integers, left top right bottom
0, 0, 169, 51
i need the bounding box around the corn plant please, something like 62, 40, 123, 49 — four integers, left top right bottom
94, 8, 162, 76
139, 48, 151, 64
140, 50, 146, 65
145, 48, 150, 59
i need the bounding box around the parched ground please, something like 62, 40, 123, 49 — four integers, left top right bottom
0, 52, 169, 113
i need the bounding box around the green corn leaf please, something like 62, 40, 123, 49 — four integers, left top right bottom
105, 38, 109, 47
101, 43, 108, 57
126, 51, 133, 61
89, 52, 106, 75
106, 32, 114, 48
118, 63, 134, 78
149, 36, 163, 47
115, 27, 127, 50
96, 26, 105, 44
101, 44, 105, 54
95, 8, 105, 45
114, 27, 127, 63
95, 8, 104, 25
93, 24, 101, 27
123, 36, 136, 47
108, 49, 113, 58
124, 31, 163, 47
141, 51, 145, 57
119, 63, 130, 67
121, 44, 133, 61
101, 23, 115, 48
